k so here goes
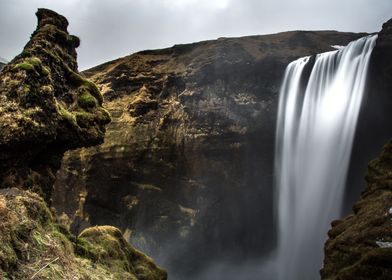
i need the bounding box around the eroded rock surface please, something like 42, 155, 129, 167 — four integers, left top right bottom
0, 9, 165, 280
0, 8, 110, 200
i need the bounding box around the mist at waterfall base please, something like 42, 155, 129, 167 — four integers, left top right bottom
275, 34, 377, 280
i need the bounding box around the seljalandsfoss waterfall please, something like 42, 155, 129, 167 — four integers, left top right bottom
275, 34, 378, 280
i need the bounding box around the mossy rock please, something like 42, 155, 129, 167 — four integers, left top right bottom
77, 226, 167, 280
0, 189, 167, 280
322, 141, 392, 279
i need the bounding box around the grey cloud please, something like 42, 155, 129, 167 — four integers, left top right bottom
0, 0, 391, 70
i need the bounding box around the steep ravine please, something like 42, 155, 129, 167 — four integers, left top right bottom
52, 29, 375, 277
0, 9, 166, 279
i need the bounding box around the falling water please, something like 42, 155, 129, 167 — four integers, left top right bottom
275, 35, 377, 280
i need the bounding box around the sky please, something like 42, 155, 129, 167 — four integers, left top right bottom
0, 0, 391, 70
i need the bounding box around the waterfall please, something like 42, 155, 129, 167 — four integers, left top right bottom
275, 35, 377, 280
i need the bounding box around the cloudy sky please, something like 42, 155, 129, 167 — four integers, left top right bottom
0, 0, 391, 70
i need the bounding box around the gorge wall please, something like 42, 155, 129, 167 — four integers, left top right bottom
52, 29, 373, 278
0, 9, 165, 279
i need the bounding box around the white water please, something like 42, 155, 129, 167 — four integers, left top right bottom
275, 35, 377, 280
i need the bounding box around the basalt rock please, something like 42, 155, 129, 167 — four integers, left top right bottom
52, 29, 366, 276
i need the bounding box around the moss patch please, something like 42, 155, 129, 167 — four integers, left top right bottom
0, 188, 167, 280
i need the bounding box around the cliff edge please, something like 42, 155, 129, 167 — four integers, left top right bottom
0, 9, 166, 280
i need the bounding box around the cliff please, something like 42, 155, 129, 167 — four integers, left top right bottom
52, 28, 367, 276
321, 140, 392, 279
0, 9, 166, 279
321, 18, 392, 280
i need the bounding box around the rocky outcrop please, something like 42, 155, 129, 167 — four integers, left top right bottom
0, 9, 110, 201
321, 140, 392, 279
0, 62, 5, 71
0, 9, 166, 280
52, 29, 367, 276
0, 188, 166, 279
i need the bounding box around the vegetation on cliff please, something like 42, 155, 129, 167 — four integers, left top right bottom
0, 8, 166, 280
321, 141, 392, 279
0, 188, 166, 279
0, 8, 110, 200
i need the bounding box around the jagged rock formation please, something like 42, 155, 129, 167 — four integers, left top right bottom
321, 19, 392, 280
321, 140, 392, 279
52, 29, 367, 275
0, 8, 166, 279
0, 8, 110, 201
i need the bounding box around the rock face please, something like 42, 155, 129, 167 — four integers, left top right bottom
321, 19, 392, 280
52, 29, 366, 276
0, 62, 5, 71
321, 141, 392, 279
0, 9, 166, 280
0, 9, 110, 201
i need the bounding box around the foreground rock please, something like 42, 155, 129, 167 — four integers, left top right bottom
0, 188, 166, 279
0, 8, 110, 201
0, 8, 166, 279
321, 141, 392, 279
52, 27, 367, 276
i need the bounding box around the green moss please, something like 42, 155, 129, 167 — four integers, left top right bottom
78, 91, 97, 108
28, 57, 42, 67
42, 66, 50, 76
13, 57, 45, 75
14, 62, 35, 72
76, 226, 167, 279
83, 81, 103, 105
41, 85, 54, 94
23, 85, 30, 94
57, 104, 77, 127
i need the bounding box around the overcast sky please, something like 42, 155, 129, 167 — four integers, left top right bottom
0, 0, 391, 70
